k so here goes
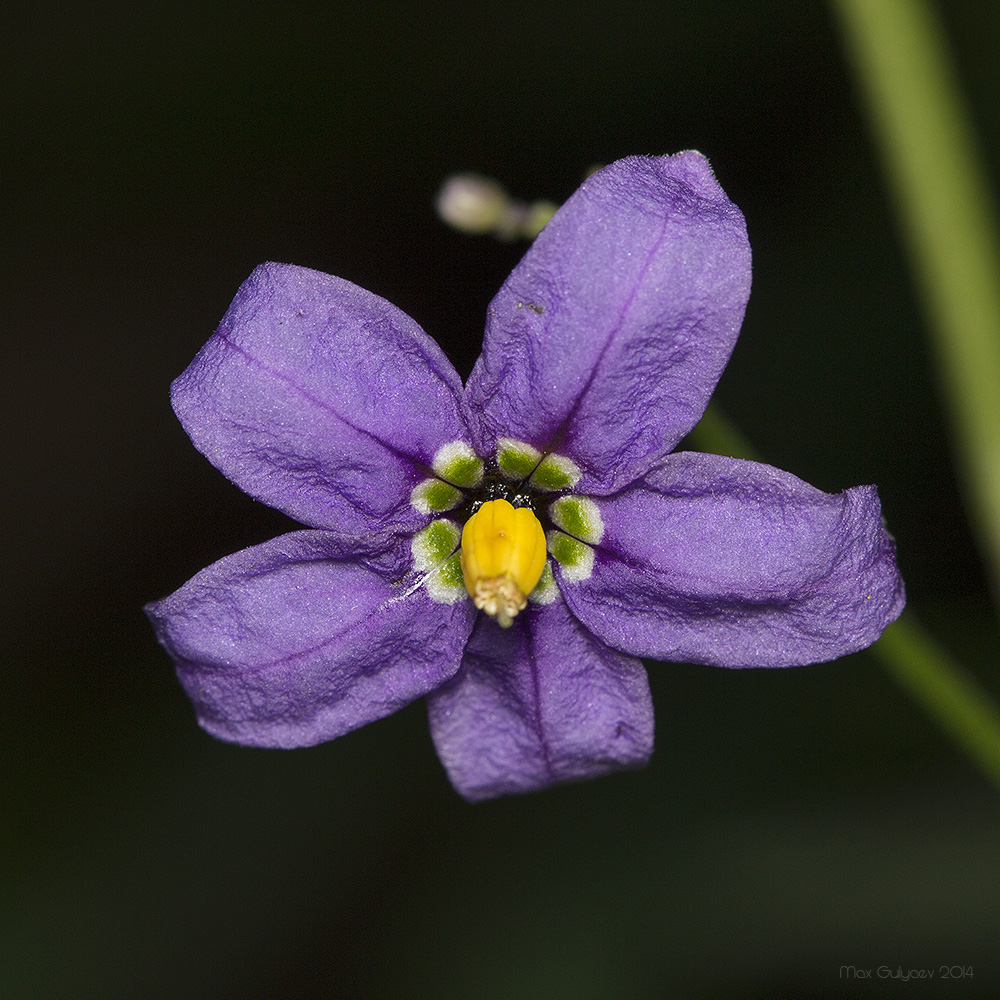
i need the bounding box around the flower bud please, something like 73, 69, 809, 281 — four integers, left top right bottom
435, 174, 510, 235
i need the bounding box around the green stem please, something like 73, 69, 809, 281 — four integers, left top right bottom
690, 403, 1000, 791
831, 0, 1000, 608
876, 617, 1000, 787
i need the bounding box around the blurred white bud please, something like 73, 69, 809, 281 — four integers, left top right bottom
435, 174, 510, 235
436, 174, 559, 241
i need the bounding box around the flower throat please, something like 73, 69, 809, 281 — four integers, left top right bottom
409, 438, 605, 627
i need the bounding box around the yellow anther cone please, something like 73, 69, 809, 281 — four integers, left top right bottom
461, 499, 547, 626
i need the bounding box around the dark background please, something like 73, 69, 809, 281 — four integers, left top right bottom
4, 2, 999, 997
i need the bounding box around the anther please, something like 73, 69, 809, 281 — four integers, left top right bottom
460, 499, 547, 627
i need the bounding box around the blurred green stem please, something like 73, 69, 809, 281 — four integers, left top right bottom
877, 617, 1000, 788
690, 404, 1000, 791
831, 0, 1000, 608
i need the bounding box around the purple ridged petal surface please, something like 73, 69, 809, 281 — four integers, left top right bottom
559, 452, 904, 667
172, 262, 469, 533
464, 153, 751, 492
145, 530, 476, 747
427, 598, 654, 801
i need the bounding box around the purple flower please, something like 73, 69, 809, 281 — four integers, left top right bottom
146, 153, 904, 801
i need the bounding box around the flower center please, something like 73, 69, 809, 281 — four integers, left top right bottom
410, 439, 603, 613
460, 499, 547, 627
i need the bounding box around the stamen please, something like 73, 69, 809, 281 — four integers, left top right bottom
471, 576, 527, 628
461, 498, 547, 627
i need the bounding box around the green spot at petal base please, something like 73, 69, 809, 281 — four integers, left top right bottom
497, 438, 542, 480
529, 453, 581, 491
424, 552, 467, 604
438, 552, 465, 590
432, 441, 483, 487
548, 530, 595, 583
412, 519, 461, 571
549, 495, 603, 544
550, 531, 587, 567
411, 479, 463, 513
441, 455, 482, 487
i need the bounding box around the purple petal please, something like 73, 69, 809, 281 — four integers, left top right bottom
427, 599, 653, 801
558, 452, 905, 668
145, 530, 476, 748
464, 153, 751, 492
172, 262, 469, 533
